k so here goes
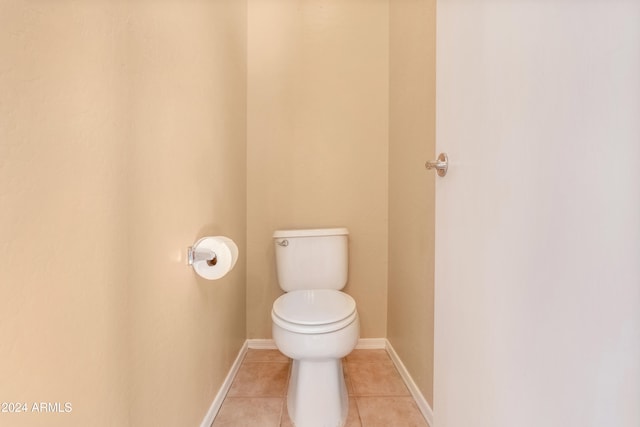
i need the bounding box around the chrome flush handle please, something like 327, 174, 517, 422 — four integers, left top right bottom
425, 153, 448, 177
276, 240, 289, 247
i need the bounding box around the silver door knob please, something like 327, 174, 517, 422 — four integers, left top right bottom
425, 153, 448, 177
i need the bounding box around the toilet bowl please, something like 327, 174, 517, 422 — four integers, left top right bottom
271, 228, 359, 427
272, 290, 359, 427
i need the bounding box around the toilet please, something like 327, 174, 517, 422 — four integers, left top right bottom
271, 228, 359, 427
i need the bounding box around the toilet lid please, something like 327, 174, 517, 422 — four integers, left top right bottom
272, 289, 356, 326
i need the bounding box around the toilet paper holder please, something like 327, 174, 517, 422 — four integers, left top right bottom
188, 236, 238, 280
187, 246, 218, 266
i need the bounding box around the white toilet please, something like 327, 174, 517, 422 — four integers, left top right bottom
271, 228, 359, 427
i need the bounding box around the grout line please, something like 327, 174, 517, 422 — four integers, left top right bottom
352, 396, 363, 426
278, 396, 285, 426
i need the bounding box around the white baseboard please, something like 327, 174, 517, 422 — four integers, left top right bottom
202, 338, 433, 427
199, 341, 248, 427
385, 340, 434, 427
247, 338, 277, 349
355, 338, 387, 349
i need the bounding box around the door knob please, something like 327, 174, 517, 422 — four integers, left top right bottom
425, 153, 448, 177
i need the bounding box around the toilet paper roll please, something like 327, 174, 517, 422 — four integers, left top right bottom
214, 236, 238, 270
192, 236, 239, 280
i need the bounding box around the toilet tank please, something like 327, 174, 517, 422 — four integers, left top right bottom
273, 228, 349, 292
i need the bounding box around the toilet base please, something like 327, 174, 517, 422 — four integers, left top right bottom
272, 310, 359, 427
287, 359, 348, 427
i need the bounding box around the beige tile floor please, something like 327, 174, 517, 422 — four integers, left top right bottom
212, 348, 429, 427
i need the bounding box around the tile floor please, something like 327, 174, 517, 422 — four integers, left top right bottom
212, 348, 429, 427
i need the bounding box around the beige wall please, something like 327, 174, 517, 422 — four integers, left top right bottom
388, 0, 437, 407
0, 2, 130, 426
0, 1, 247, 426
246, 0, 389, 339
127, 1, 247, 426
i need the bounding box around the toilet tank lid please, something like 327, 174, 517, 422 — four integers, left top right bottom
273, 227, 349, 238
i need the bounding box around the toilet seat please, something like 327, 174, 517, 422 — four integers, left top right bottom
272, 289, 357, 334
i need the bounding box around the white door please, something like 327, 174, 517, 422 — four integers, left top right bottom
434, 2, 640, 427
